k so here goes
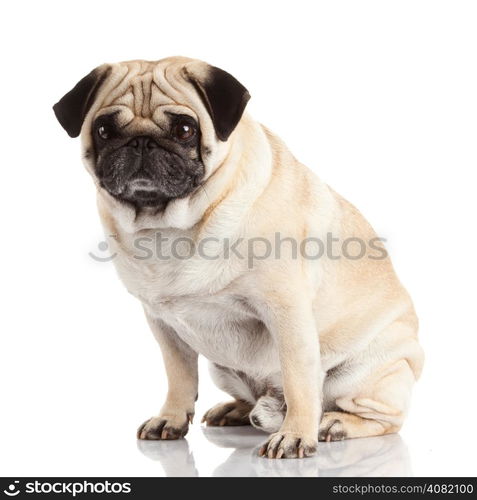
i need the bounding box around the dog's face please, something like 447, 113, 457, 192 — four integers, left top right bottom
91, 104, 205, 208
54, 57, 250, 210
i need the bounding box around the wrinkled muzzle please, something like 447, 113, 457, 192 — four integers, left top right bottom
96, 136, 205, 207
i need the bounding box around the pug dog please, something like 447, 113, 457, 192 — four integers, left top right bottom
53, 57, 424, 459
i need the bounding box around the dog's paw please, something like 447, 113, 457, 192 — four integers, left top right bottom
249, 395, 285, 433
137, 413, 192, 440
258, 431, 317, 459
318, 413, 347, 442
202, 400, 252, 426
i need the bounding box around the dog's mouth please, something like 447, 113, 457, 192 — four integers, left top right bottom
106, 177, 169, 208
125, 179, 163, 198
100, 173, 204, 209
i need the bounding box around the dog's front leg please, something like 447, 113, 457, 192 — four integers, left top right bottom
259, 290, 322, 458
137, 314, 198, 440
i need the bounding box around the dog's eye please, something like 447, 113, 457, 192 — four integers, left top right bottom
171, 121, 196, 142
97, 126, 110, 140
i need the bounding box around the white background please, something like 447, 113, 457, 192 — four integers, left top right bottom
1, 0, 476, 477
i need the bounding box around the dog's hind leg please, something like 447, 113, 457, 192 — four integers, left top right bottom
320, 315, 424, 441
202, 363, 260, 426
202, 399, 253, 426
249, 391, 286, 433
205, 363, 287, 431
320, 349, 423, 441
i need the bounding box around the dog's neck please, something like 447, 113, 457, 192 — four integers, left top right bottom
96, 116, 273, 238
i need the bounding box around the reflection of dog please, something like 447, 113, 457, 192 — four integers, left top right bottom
252, 434, 412, 477
54, 57, 424, 459
137, 428, 411, 477
137, 439, 198, 477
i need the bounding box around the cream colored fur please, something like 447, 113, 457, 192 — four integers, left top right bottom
78, 57, 424, 459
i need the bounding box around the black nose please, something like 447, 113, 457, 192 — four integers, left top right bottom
126, 136, 159, 150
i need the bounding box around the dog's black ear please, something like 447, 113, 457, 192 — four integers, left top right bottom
185, 64, 250, 141
53, 65, 111, 138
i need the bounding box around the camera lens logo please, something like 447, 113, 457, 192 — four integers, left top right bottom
89, 239, 117, 262
3, 481, 20, 497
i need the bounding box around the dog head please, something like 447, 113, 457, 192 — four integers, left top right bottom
53, 57, 250, 210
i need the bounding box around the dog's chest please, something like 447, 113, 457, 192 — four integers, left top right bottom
112, 250, 279, 373
158, 294, 277, 370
